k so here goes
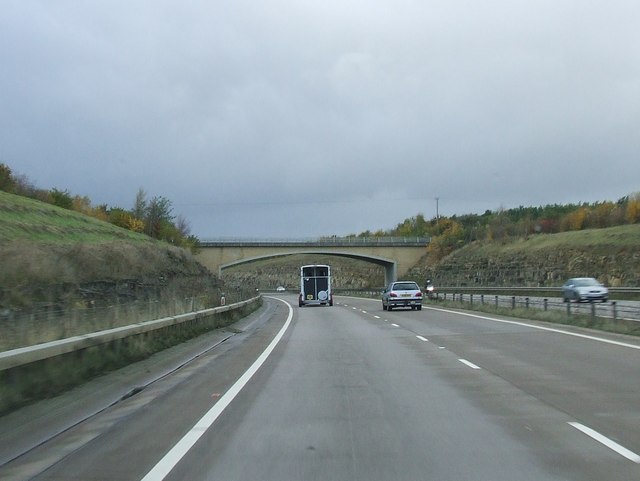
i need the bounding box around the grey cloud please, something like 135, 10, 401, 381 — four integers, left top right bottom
2, 1, 639, 237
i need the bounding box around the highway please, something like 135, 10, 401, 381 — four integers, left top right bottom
1, 295, 639, 480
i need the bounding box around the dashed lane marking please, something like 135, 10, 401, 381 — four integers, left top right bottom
458, 359, 481, 370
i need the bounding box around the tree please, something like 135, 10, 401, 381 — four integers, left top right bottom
175, 214, 191, 238
72, 195, 92, 215
562, 207, 588, 231
49, 188, 74, 210
145, 196, 174, 239
625, 194, 640, 224
426, 219, 464, 260
0, 163, 16, 192
133, 188, 147, 220
108, 208, 133, 229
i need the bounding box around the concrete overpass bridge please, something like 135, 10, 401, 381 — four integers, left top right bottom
195, 237, 430, 286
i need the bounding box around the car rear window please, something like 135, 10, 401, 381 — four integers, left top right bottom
393, 282, 419, 290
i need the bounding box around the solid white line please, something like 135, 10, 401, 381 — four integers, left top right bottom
568, 422, 640, 463
416, 335, 428, 342
426, 306, 640, 351
140, 298, 294, 481
458, 359, 481, 369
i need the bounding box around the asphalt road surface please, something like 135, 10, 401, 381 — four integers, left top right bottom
1, 295, 639, 480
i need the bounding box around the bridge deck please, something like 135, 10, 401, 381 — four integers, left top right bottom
200, 237, 430, 248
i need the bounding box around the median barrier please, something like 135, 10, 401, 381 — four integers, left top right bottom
0, 296, 262, 415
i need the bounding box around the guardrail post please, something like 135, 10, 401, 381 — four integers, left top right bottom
480, 294, 484, 305
566, 301, 571, 317
495, 295, 498, 307
470, 294, 473, 305
525, 297, 529, 309
511, 296, 516, 309
591, 302, 596, 323
543, 298, 548, 311
612, 301, 617, 322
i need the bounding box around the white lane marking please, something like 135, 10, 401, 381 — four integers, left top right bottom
416, 335, 428, 342
352, 307, 358, 310
340, 296, 640, 351
391, 323, 400, 327
426, 306, 640, 351
568, 422, 640, 463
373, 315, 381, 319
140, 298, 294, 481
362, 310, 368, 314
458, 359, 481, 369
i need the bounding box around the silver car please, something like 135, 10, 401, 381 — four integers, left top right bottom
561, 277, 608, 303
382, 281, 423, 311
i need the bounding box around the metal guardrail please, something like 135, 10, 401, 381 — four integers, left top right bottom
435, 286, 640, 294
200, 236, 430, 247
435, 292, 640, 322
332, 287, 640, 322
0, 296, 261, 372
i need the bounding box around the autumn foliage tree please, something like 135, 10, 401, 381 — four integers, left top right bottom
625, 194, 640, 224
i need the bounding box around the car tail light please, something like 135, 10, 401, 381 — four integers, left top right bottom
416, 291, 422, 297
389, 292, 398, 297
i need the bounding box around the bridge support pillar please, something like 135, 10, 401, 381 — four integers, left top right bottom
384, 263, 397, 286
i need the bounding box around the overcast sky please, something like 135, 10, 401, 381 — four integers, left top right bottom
2, 1, 639, 239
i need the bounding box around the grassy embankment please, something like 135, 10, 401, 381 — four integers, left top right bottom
0, 191, 253, 414
416, 224, 640, 336
1, 190, 226, 348
0, 190, 152, 244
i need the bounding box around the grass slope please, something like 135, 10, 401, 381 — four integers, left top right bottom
0, 190, 151, 244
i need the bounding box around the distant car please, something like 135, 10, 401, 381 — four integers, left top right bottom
382, 281, 423, 311
276, 286, 286, 292
562, 277, 608, 303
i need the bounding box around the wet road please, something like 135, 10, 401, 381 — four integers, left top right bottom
2, 295, 639, 480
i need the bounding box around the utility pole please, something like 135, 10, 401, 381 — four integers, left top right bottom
435, 197, 439, 225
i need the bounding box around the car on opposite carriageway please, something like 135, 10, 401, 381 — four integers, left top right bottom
561, 277, 609, 303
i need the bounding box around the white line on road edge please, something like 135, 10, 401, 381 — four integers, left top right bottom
416, 336, 428, 342
568, 422, 640, 463
426, 306, 640, 351
140, 298, 294, 481
458, 359, 481, 369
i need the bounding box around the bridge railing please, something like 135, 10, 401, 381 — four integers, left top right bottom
200, 236, 430, 247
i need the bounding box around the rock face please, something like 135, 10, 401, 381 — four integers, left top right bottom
0, 241, 222, 310
222, 254, 385, 291
408, 226, 640, 287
